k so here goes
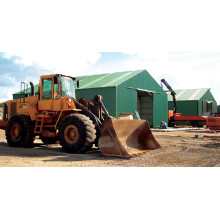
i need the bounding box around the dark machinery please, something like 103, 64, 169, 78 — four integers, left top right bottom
161, 79, 177, 126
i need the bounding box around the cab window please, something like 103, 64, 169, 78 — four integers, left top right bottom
54, 83, 60, 99
42, 78, 52, 99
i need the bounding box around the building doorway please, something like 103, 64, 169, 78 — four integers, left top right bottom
203, 100, 216, 116
137, 91, 153, 126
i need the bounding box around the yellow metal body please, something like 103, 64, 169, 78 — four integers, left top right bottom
5, 74, 80, 137
6, 94, 78, 121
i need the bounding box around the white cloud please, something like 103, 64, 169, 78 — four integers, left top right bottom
4, 51, 102, 76
0, 88, 14, 103
1, 0, 220, 105
0, 1, 103, 77
0, 51, 102, 102
123, 52, 220, 104
0, 75, 21, 102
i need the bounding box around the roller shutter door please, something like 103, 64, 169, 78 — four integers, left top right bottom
137, 92, 153, 126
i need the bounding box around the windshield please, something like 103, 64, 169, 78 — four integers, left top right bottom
57, 76, 76, 98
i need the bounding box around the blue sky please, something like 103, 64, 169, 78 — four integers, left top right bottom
1, 0, 220, 217
1, 52, 220, 104
0, 52, 220, 103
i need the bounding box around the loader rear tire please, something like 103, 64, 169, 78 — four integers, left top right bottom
40, 136, 58, 145
5, 115, 34, 148
58, 114, 96, 153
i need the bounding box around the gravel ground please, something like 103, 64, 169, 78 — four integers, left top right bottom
0, 129, 220, 167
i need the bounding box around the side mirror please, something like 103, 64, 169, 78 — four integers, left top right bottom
77, 80, 79, 88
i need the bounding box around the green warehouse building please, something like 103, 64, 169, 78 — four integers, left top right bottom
13, 70, 168, 127
167, 88, 217, 116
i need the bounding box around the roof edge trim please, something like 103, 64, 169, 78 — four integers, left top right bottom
126, 87, 161, 94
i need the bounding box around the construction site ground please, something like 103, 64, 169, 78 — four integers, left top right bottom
0, 129, 220, 167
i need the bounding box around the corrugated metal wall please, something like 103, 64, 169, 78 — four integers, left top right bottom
76, 70, 168, 127
169, 100, 198, 116
168, 90, 217, 116
198, 90, 217, 116
116, 70, 168, 127
76, 87, 117, 117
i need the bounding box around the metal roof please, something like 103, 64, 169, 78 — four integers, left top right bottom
14, 70, 145, 95
77, 70, 144, 89
167, 88, 210, 101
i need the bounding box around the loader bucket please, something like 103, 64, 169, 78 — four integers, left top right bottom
98, 119, 161, 158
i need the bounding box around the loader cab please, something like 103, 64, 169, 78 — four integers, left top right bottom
38, 74, 77, 111
54, 75, 76, 99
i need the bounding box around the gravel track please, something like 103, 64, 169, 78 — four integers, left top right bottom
0, 129, 220, 167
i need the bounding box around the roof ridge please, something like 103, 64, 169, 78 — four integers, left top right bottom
14, 70, 147, 94
167, 87, 212, 101
77, 69, 144, 78
168, 88, 210, 91
77, 69, 145, 89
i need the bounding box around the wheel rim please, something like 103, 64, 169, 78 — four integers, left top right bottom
10, 123, 20, 140
64, 125, 79, 144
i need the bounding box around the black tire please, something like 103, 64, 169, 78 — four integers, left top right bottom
5, 115, 34, 148
58, 114, 96, 153
40, 136, 58, 145
94, 127, 101, 147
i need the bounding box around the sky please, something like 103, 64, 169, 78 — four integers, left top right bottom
1, 1, 220, 219
1, 0, 220, 104
0, 52, 220, 104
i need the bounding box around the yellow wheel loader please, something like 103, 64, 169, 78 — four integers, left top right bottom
0, 74, 161, 158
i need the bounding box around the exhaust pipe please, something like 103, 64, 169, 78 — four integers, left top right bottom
30, 82, 35, 96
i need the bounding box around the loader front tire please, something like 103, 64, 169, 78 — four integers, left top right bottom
58, 114, 96, 153
6, 115, 34, 148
